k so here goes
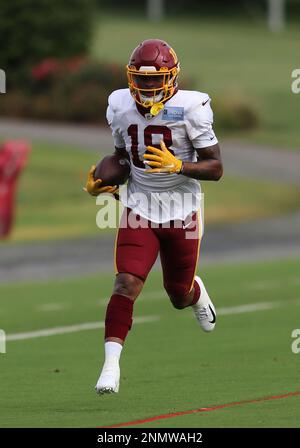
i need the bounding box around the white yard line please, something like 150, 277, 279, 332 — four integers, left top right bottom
6, 315, 159, 342
41, 277, 297, 312
217, 302, 278, 315
216, 298, 300, 316
8, 298, 300, 342
211, 297, 300, 316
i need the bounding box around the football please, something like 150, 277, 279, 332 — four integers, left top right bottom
94, 154, 130, 186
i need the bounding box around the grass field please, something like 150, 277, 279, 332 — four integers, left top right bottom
2, 140, 300, 242
91, 15, 300, 150
1, 257, 300, 427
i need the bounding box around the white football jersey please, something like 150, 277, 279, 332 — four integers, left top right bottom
106, 88, 218, 223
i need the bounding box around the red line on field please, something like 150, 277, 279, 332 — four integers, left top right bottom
99, 391, 300, 428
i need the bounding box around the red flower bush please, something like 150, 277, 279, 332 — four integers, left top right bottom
31, 58, 61, 81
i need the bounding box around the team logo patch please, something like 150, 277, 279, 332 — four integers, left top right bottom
162, 107, 184, 121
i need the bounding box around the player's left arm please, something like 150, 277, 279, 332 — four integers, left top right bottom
180, 143, 223, 181
144, 141, 223, 181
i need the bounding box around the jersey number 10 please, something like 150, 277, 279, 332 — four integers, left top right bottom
127, 124, 174, 169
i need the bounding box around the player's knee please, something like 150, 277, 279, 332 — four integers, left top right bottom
113, 273, 144, 301
170, 297, 187, 310
167, 292, 191, 310
164, 283, 191, 309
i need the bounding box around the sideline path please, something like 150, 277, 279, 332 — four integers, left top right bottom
1, 212, 299, 283
0, 118, 300, 184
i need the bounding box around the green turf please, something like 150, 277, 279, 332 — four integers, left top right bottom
0, 258, 300, 427
91, 15, 300, 150
1, 140, 300, 243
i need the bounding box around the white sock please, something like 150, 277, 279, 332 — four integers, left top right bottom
104, 341, 123, 361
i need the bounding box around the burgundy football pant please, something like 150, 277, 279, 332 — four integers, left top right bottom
105, 207, 202, 341
115, 207, 202, 297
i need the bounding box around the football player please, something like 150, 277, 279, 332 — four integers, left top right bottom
85, 39, 223, 394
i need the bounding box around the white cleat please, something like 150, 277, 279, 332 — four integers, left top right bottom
192, 276, 216, 332
95, 356, 120, 395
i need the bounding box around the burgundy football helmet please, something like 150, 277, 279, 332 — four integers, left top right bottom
127, 39, 180, 108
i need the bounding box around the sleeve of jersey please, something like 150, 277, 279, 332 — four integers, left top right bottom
106, 100, 125, 149
186, 98, 218, 149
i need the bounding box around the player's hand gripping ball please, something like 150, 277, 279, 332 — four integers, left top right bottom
84, 165, 119, 197
84, 154, 130, 197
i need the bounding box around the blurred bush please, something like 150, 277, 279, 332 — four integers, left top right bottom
0, 57, 127, 123
0, 0, 96, 87
0, 56, 260, 131
213, 91, 261, 131
99, 0, 300, 21
0, 56, 194, 124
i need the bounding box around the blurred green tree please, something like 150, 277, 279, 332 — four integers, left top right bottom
98, 0, 300, 20
0, 0, 96, 86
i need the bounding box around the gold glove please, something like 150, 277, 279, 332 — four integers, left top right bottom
83, 165, 119, 197
143, 140, 182, 174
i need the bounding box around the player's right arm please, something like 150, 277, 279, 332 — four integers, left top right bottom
84, 90, 129, 197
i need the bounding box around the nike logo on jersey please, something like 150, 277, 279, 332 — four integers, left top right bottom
202, 98, 210, 106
